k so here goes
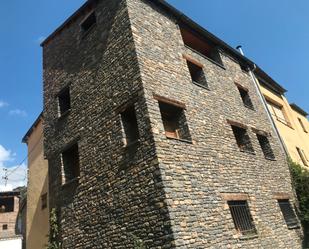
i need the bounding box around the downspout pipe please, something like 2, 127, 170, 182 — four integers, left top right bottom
236, 46, 289, 157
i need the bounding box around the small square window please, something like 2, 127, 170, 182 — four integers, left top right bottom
228, 200, 257, 236
278, 199, 299, 229
0, 197, 14, 213
81, 12, 97, 34
257, 134, 275, 160
61, 143, 80, 184
237, 86, 254, 110
231, 125, 254, 153
2, 224, 8, 230
120, 106, 139, 146
159, 102, 191, 141
58, 88, 71, 117
41, 193, 47, 210
186, 60, 208, 88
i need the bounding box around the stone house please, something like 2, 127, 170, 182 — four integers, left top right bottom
0, 191, 23, 249
41, 0, 303, 248
22, 113, 49, 249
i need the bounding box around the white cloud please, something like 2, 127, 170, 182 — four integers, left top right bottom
0, 101, 8, 108
9, 109, 27, 117
0, 145, 12, 167
0, 164, 27, 191
0, 144, 26, 191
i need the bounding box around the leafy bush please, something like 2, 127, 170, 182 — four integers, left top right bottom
46, 208, 61, 249
289, 159, 309, 248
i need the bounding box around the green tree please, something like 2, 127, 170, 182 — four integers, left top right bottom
289, 159, 309, 248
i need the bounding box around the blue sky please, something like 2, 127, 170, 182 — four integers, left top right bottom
0, 0, 308, 189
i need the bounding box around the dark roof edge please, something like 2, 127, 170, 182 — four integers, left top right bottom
41, 0, 97, 47
255, 67, 287, 95
40, 0, 287, 96
290, 103, 308, 116
22, 112, 43, 144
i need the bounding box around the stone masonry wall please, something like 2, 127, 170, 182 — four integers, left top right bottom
43, 0, 173, 248
127, 0, 302, 248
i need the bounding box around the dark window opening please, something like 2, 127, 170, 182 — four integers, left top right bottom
257, 134, 275, 160
278, 199, 299, 228
228, 200, 257, 236
296, 147, 308, 166
240, 63, 249, 73
237, 87, 254, 109
120, 106, 139, 145
159, 102, 191, 141
58, 88, 71, 116
186, 60, 208, 88
180, 28, 223, 66
62, 143, 80, 183
0, 197, 14, 213
41, 193, 47, 210
298, 118, 308, 133
231, 125, 254, 153
81, 12, 96, 33
2, 224, 8, 230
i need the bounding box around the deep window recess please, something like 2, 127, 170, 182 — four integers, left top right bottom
231, 125, 254, 153
0, 197, 14, 213
237, 86, 254, 109
61, 143, 80, 184
298, 118, 308, 133
81, 12, 96, 33
41, 193, 47, 210
266, 100, 290, 126
228, 200, 257, 236
120, 106, 139, 145
159, 102, 191, 141
2, 224, 8, 230
180, 27, 223, 66
186, 60, 208, 88
58, 87, 71, 117
278, 199, 299, 228
257, 134, 275, 160
296, 147, 308, 166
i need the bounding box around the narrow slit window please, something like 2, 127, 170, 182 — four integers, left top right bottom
257, 134, 275, 160
41, 193, 48, 210
228, 200, 257, 236
296, 147, 308, 166
237, 86, 254, 109
278, 199, 299, 228
81, 12, 96, 33
0, 197, 14, 213
61, 143, 80, 183
2, 224, 8, 230
58, 87, 71, 117
159, 102, 191, 141
180, 27, 223, 65
186, 60, 208, 88
298, 118, 308, 133
120, 106, 139, 145
231, 125, 254, 153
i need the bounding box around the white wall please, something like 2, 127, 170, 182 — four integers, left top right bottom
0, 238, 22, 249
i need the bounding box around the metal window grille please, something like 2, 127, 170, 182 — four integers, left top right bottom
228, 200, 257, 236
278, 200, 299, 228
257, 134, 275, 160
231, 126, 255, 153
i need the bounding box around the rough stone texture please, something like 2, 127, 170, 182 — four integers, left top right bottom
43, 0, 302, 248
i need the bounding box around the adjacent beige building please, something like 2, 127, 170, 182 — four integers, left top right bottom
257, 71, 309, 167
22, 113, 49, 249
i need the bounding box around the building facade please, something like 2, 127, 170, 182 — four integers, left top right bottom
258, 74, 309, 167
0, 191, 23, 249
22, 114, 49, 249
42, 0, 302, 248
